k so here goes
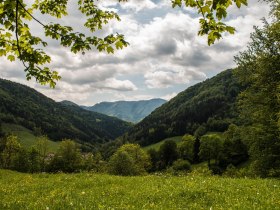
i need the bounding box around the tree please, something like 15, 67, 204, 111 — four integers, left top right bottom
108, 144, 151, 176
147, 148, 160, 172
219, 124, 248, 168
108, 150, 136, 176
0, 0, 248, 86
178, 134, 195, 162
198, 134, 223, 166
28, 146, 41, 173
172, 0, 246, 45
158, 140, 178, 168
0, 0, 128, 87
0, 135, 21, 169
234, 0, 280, 177
35, 135, 49, 171
49, 139, 82, 172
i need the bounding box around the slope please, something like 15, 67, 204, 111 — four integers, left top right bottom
0, 78, 131, 145
124, 69, 243, 146
83, 99, 166, 123
1, 123, 59, 152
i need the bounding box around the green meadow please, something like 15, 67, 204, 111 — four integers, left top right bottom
0, 170, 279, 210
2, 123, 59, 152
143, 136, 183, 151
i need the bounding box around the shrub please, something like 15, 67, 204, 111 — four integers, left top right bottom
108, 144, 151, 176
172, 159, 191, 171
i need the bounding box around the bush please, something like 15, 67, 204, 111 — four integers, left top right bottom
172, 159, 191, 171
108, 144, 151, 176
108, 150, 136, 176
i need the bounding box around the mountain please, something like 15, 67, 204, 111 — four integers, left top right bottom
83, 98, 167, 123
0, 78, 132, 146
123, 69, 243, 146
60, 100, 79, 107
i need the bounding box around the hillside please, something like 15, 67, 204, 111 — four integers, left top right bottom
82, 99, 166, 123
124, 69, 243, 146
1, 123, 59, 152
0, 78, 131, 145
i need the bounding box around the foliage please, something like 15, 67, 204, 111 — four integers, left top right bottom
172, 0, 246, 45
0, 0, 128, 87
198, 133, 223, 166
1, 170, 280, 209
48, 139, 82, 173
218, 124, 248, 169
0, 135, 21, 169
171, 159, 191, 171
0, 78, 131, 145
234, 0, 280, 177
108, 144, 151, 176
178, 134, 195, 162
124, 69, 243, 146
158, 140, 178, 169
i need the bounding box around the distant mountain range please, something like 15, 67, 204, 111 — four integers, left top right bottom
81, 99, 167, 123
123, 69, 243, 146
0, 78, 131, 146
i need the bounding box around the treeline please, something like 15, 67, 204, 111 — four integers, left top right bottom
0, 135, 105, 173
0, 134, 196, 175
0, 130, 248, 176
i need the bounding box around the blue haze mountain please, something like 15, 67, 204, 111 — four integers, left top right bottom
82, 99, 167, 123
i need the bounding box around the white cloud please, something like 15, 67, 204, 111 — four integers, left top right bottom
95, 78, 137, 91
121, 0, 157, 12
162, 92, 178, 101
144, 64, 206, 88
0, 0, 270, 105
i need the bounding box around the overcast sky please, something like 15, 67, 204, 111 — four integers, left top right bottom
0, 0, 270, 105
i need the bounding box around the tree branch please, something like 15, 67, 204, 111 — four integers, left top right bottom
15, 0, 28, 70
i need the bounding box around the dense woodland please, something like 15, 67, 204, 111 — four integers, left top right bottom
0, 0, 279, 178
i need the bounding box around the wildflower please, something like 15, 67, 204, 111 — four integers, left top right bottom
81, 191, 85, 195
46, 207, 49, 210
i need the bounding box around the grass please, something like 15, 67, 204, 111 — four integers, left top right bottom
0, 170, 280, 209
1, 123, 59, 152
143, 136, 183, 151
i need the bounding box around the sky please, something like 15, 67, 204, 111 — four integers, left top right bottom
0, 0, 270, 105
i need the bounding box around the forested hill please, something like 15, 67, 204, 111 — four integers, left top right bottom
82, 99, 166, 123
123, 69, 243, 146
0, 79, 131, 144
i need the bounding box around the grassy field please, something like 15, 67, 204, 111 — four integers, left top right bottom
0, 170, 279, 209
143, 136, 183, 151
1, 123, 59, 152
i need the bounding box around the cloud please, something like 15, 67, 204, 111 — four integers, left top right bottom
144, 65, 206, 88
94, 78, 137, 91
162, 92, 178, 101
0, 0, 270, 105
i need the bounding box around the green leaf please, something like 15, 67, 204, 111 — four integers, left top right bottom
7, 55, 15, 61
